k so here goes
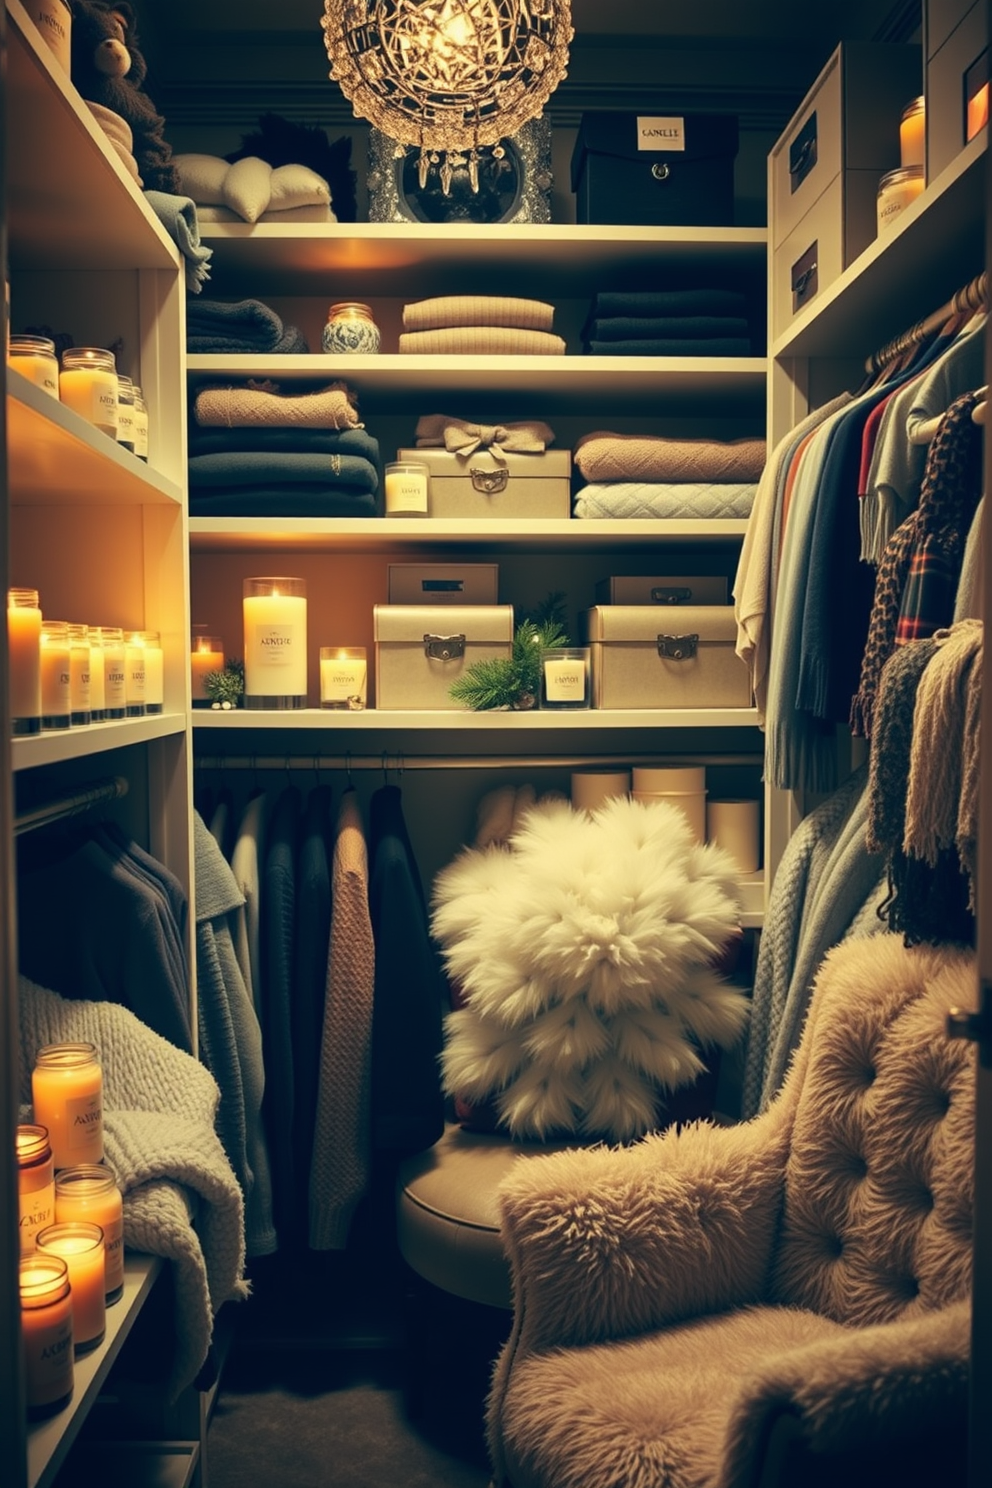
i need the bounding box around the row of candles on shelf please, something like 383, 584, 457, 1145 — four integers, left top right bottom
7, 338, 150, 457
7, 589, 163, 734
17, 1042, 126, 1419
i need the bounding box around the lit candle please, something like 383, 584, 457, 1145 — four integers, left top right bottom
37, 1223, 106, 1353
88, 630, 106, 720
8, 333, 60, 398
320, 646, 367, 709
55, 1164, 125, 1304
67, 623, 91, 726
243, 577, 308, 708
31, 1042, 104, 1169
124, 631, 147, 716
8, 587, 42, 734
141, 629, 164, 713
899, 96, 925, 171
40, 620, 71, 730
384, 461, 430, 516
19, 1253, 74, 1418
99, 626, 127, 719
59, 347, 118, 439
17, 1124, 55, 1254
541, 647, 591, 710
190, 634, 224, 705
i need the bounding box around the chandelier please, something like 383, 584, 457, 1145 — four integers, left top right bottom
320, 1, 573, 192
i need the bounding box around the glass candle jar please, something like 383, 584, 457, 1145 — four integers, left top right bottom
8, 587, 43, 735
132, 384, 149, 461
31, 1042, 104, 1169
88, 629, 106, 721
320, 646, 367, 710
243, 577, 308, 709
877, 165, 925, 233
116, 374, 136, 453
8, 333, 60, 398
20, 1253, 74, 1418
98, 626, 127, 719
59, 347, 118, 439
67, 623, 91, 726
26, 1, 72, 75
17, 1125, 55, 1255
322, 301, 381, 355
190, 632, 225, 706
899, 96, 925, 170
541, 646, 591, 710
124, 630, 146, 717
55, 1164, 124, 1304
39, 620, 71, 730
384, 461, 430, 516
140, 629, 164, 713
37, 1222, 106, 1354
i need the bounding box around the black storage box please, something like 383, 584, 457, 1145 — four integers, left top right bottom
571, 112, 739, 226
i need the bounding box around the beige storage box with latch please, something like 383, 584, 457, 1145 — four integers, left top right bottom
374, 603, 514, 710
395, 447, 571, 519
594, 574, 728, 605
582, 605, 752, 710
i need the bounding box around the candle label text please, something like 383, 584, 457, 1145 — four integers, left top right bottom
544, 661, 586, 702
637, 115, 686, 151
67, 1093, 103, 1154
254, 626, 298, 665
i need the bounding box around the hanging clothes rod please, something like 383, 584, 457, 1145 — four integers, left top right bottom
194, 752, 762, 773
865, 270, 988, 373
14, 776, 129, 837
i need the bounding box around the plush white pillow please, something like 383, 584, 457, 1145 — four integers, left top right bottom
221, 156, 275, 223
173, 153, 230, 205
268, 163, 332, 210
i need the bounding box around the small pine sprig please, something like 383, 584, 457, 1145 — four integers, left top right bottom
449, 614, 570, 711
204, 657, 245, 709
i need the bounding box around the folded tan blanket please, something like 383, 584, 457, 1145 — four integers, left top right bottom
196, 203, 337, 223
399, 327, 566, 355
575, 431, 767, 483
403, 296, 555, 332
195, 381, 362, 430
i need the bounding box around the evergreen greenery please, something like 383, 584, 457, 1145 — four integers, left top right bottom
449, 608, 570, 711
204, 657, 245, 708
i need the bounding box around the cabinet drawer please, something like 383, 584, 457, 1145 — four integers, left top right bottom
927, 0, 989, 182
771, 170, 882, 340
925, 0, 979, 59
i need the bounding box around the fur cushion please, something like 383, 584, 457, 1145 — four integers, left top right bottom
432, 797, 747, 1142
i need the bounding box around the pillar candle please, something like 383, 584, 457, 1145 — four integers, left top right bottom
31, 1042, 104, 1169
190, 635, 224, 704
37, 1222, 106, 1353
243, 577, 307, 707
40, 619, 71, 730
319, 646, 367, 709
99, 626, 127, 718
7, 587, 42, 734
19, 1253, 74, 1418
124, 631, 146, 716
55, 1164, 125, 1303
17, 1124, 55, 1254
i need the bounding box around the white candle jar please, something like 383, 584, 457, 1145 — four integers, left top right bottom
116, 374, 136, 454
88, 630, 106, 721
320, 646, 367, 710
141, 629, 164, 713
59, 347, 119, 439
8, 334, 60, 398
55, 1164, 124, 1304
40, 620, 71, 731
541, 646, 591, 710
132, 384, 150, 461
67, 623, 91, 726
8, 587, 43, 735
31, 1041, 104, 1169
384, 461, 430, 516
124, 631, 147, 717
243, 577, 308, 709
37, 1222, 107, 1354
20, 1253, 74, 1419
876, 165, 925, 233
98, 626, 127, 719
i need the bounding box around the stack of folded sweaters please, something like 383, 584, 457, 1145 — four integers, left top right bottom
582, 288, 754, 356
399, 296, 566, 354
572, 431, 766, 520
187, 297, 309, 354
188, 381, 381, 517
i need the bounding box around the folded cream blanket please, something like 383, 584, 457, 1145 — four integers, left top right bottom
573, 481, 758, 520
575, 432, 767, 482
196, 203, 337, 223
87, 102, 141, 184
403, 296, 555, 332
195, 381, 361, 429
18, 976, 248, 1400
399, 327, 566, 355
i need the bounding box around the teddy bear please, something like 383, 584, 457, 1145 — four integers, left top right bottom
70, 1, 181, 194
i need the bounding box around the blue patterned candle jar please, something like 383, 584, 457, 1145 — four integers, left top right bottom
322, 301, 382, 354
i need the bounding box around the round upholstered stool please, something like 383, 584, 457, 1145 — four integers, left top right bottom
397, 1122, 577, 1309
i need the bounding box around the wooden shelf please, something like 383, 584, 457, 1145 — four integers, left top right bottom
192, 706, 760, 732
7, 371, 184, 507
51, 1441, 199, 1488
27, 1255, 163, 1488
11, 714, 188, 772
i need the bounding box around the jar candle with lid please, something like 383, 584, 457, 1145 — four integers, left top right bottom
899, 96, 925, 170
877, 165, 925, 233
36, 1223, 106, 1354
99, 626, 127, 718
17, 1125, 55, 1254
8, 587, 43, 735
40, 620, 71, 730
55, 1164, 124, 1303
116, 374, 136, 453
67, 623, 91, 726
141, 629, 164, 713
322, 302, 382, 355
59, 347, 118, 438
31, 1042, 104, 1169
20, 1253, 74, 1418
132, 384, 149, 461
8, 333, 60, 398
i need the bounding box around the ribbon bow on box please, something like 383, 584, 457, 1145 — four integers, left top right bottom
415, 413, 556, 464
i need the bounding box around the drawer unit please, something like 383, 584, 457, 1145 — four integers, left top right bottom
925, 0, 981, 59
373, 603, 514, 710
773, 173, 873, 340
926, 0, 988, 182
582, 605, 751, 711
594, 574, 728, 605
387, 563, 499, 605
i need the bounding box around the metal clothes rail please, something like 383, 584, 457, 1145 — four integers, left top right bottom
13, 776, 129, 837
866, 269, 988, 373
193, 751, 761, 772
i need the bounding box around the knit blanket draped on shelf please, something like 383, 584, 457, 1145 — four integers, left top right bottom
575, 433, 767, 483
194, 383, 361, 429
573, 482, 758, 519
143, 191, 213, 295
17, 977, 248, 1400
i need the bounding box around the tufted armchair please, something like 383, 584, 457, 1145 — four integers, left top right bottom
487, 933, 975, 1488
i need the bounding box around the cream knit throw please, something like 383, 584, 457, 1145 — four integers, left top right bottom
194, 381, 361, 429
18, 977, 248, 1400
403, 296, 555, 332
398, 327, 566, 355
903, 619, 982, 884
575, 431, 767, 482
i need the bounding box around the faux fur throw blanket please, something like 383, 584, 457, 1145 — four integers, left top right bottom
432, 797, 747, 1142
398, 327, 566, 355
403, 296, 554, 332
415, 413, 556, 458
194, 381, 361, 430
573, 481, 757, 520
575, 431, 766, 483
18, 977, 248, 1400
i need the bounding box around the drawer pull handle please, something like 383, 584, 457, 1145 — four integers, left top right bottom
651, 586, 693, 604
793, 262, 818, 294
423, 633, 466, 661
651, 163, 671, 181
470, 466, 509, 494
789, 113, 818, 190
657, 633, 699, 661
